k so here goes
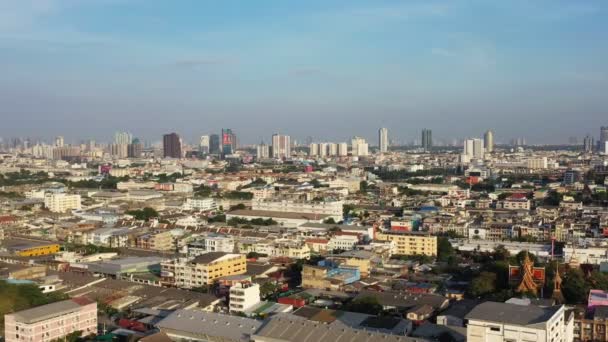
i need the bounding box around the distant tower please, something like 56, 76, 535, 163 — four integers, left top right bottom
272, 134, 291, 159
421, 129, 432, 151
379, 128, 389, 153
484, 130, 494, 153
163, 133, 182, 159
584, 135, 594, 153
55, 136, 64, 147
601, 126, 608, 153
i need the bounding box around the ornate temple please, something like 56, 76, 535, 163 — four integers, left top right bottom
551, 263, 565, 304
516, 252, 539, 296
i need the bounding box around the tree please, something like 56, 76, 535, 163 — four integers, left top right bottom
437, 237, 455, 262
343, 296, 383, 315
260, 282, 278, 298
493, 245, 510, 261
126, 207, 159, 220
323, 217, 336, 224
470, 272, 497, 297
562, 269, 589, 304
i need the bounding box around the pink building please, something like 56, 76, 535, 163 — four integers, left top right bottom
4, 298, 97, 342
588, 289, 608, 310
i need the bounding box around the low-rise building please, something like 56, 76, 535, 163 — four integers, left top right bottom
43, 193, 81, 213
4, 298, 97, 342
161, 252, 246, 288
376, 231, 437, 256
229, 282, 261, 314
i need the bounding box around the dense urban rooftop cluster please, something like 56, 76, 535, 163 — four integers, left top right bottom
1, 127, 608, 342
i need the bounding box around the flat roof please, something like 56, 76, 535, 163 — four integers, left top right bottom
228, 209, 329, 220
465, 302, 561, 327
10, 298, 92, 324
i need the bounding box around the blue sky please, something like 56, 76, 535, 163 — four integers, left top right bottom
0, 0, 607, 145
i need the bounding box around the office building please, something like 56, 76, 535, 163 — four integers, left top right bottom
163, 133, 182, 159
484, 130, 494, 153
161, 252, 246, 287
379, 127, 389, 153
229, 283, 261, 314
4, 298, 97, 342
221, 128, 237, 155
464, 138, 485, 159
209, 134, 220, 154
421, 129, 432, 151
466, 302, 572, 342
199, 135, 210, 154
44, 193, 82, 213
271, 134, 291, 159
110, 143, 128, 158
351, 136, 369, 156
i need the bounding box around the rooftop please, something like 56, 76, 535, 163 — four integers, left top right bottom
9, 298, 94, 324
465, 302, 562, 327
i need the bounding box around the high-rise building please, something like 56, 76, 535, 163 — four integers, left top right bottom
421, 129, 432, 151
199, 135, 210, 154
337, 142, 348, 156
271, 134, 291, 159
209, 134, 220, 154
128, 138, 143, 158
110, 143, 128, 158
114, 131, 133, 145
318, 143, 328, 158
351, 137, 369, 156
328, 143, 338, 156
601, 127, 608, 153
54, 136, 64, 147
163, 133, 182, 159
309, 143, 319, 157
484, 130, 494, 153
379, 127, 388, 153
584, 135, 595, 153
464, 138, 485, 159
256, 143, 270, 159
221, 129, 237, 155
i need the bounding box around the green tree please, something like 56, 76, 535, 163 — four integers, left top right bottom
562, 269, 589, 304
343, 296, 383, 315
493, 245, 510, 261
126, 207, 159, 220
260, 282, 278, 298
470, 272, 497, 297
323, 217, 336, 224
437, 237, 455, 262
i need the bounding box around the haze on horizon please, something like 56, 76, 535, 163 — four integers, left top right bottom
0, 0, 607, 145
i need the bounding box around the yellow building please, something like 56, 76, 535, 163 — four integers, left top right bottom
161, 252, 246, 288
376, 231, 437, 256
6, 241, 60, 257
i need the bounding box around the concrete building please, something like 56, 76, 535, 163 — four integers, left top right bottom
337, 142, 348, 156
256, 144, 270, 159
484, 130, 494, 153
184, 197, 217, 211
161, 252, 246, 288
186, 235, 235, 255
4, 298, 97, 342
351, 136, 369, 157
163, 133, 182, 159
271, 134, 291, 159
376, 231, 437, 256
135, 231, 173, 251
229, 282, 261, 314
328, 235, 359, 251
466, 302, 572, 342
199, 135, 210, 154
252, 199, 343, 221
464, 138, 485, 160
379, 127, 389, 153
422, 129, 432, 151
43, 193, 81, 213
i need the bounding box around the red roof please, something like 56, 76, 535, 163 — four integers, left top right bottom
71, 297, 95, 306
509, 193, 528, 200
306, 238, 329, 244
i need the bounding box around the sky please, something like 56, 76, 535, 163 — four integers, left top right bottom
0, 0, 607, 145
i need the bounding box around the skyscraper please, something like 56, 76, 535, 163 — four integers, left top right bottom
351, 137, 369, 156
271, 134, 291, 159
209, 134, 220, 154
379, 128, 388, 153
199, 135, 210, 154
601, 127, 608, 153
484, 130, 494, 153
128, 138, 143, 158
421, 129, 432, 151
221, 129, 237, 155
584, 135, 594, 153
464, 138, 485, 159
114, 131, 133, 145
163, 133, 182, 159
256, 143, 270, 159
55, 136, 64, 147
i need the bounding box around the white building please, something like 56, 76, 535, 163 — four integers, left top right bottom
466, 302, 572, 342
257, 144, 270, 159
337, 142, 348, 156
527, 157, 548, 169
464, 138, 485, 160
85, 228, 130, 247
329, 235, 359, 251
564, 246, 608, 265
379, 127, 388, 153
309, 143, 319, 157
272, 134, 291, 159
252, 199, 343, 220
351, 137, 369, 157
229, 283, 261, 314
44, 193, 82, 213
184, 197, 217, 211
187, 235, 235, 255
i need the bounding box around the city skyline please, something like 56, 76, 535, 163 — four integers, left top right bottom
0, 1, 607, 144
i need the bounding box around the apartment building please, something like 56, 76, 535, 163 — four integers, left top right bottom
229, 282, 261, 314
328, 235, 359, 251
186, 235, 235, 256
466, 302, 573, 342
251, 199, 343, 221
574, 306, 608, 342
4, 298, 97, 342
161, 252, 246, 288
375, 231, 438, 256
135, 230, 173, 251
184, 197, 216, 211
43, 193, 81, 213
